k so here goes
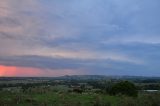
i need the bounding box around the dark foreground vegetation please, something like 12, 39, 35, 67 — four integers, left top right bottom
0, 75, 160, 106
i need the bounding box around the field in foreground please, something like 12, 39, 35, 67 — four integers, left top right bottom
1, 90, 160, 106
0, 91, 119, 106
0, 76, 160, 106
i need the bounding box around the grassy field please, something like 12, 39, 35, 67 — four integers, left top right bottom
0, 91, 120, 106
0, 77, 160, 106
1, 87, 160, 106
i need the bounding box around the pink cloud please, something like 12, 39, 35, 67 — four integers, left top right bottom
0, 65, 85, 77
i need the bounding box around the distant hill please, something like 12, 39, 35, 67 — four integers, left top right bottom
1, 75, 160, 82
54, 75, 160, 81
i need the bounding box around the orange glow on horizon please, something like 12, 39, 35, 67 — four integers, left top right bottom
0, 65, 47, 77
0, 65, 17, 76
0, 65, 85, 77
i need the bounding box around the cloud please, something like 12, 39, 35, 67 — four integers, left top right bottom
0, 65, 85, 77
0, 0, 160, 76
0, 55, 137, 70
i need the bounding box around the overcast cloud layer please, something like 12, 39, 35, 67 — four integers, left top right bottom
0, 0, 160, 76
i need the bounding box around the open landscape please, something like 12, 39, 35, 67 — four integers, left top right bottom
0, 75, 160, 106
0, 0, 160, 106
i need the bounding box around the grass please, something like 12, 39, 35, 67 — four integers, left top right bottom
1, 85, 159, 106
0, 90, 120, 106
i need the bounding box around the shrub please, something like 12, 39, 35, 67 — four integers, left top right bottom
118, 96, 137, 106
109, 81, 138, 97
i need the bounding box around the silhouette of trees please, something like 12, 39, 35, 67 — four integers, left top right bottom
109, 81, 138, 97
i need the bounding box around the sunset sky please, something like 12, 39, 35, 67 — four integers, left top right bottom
0, 0, 160, 77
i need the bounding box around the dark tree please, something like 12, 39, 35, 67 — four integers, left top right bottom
109, 81, 138, 97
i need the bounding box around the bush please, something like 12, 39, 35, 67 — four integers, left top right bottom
118, 93, 160, 106
137, 93, 160, 106
118, 96, 137, 106
73, 88, 83, 93
109, 81, 138, 97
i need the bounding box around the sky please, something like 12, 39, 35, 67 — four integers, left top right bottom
0, 0, 160, 77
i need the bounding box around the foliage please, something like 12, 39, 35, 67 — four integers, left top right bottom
109, 81, 138, 97
1, 77, 160, 106
119, 93, 160, 106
